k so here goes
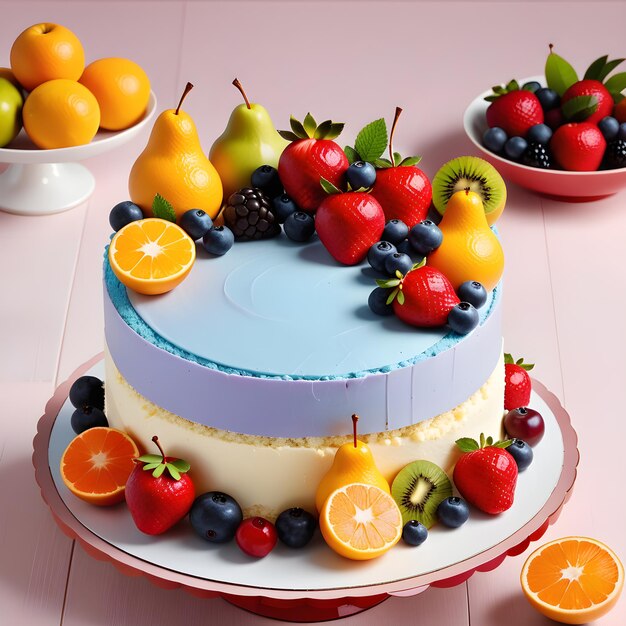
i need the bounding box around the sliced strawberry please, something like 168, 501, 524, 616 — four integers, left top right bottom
504, 353, 534, 410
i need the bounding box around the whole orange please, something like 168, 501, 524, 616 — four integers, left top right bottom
79, 58, 151, 131
23, 79, 100, 149
10, 23, 85, 92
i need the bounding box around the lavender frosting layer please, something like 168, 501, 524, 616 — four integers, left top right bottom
103, 237, 502, 438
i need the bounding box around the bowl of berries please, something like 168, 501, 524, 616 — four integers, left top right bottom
464, 47, 626, 201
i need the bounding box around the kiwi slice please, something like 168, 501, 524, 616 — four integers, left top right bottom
391, 460, 452, 528
432, 156, 507, 225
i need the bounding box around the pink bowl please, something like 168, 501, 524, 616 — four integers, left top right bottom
463, 77, 626, 201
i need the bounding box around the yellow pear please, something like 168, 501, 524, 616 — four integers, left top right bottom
315, 415, 390, 512
129, 82, 223, 219
428, 189, 504, 291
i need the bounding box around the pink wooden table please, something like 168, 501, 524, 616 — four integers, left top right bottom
1, 2, 625, 623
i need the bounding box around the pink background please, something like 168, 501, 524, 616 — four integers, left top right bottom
1, 1, 625, 624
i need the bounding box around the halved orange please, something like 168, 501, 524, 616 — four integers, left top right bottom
60, 427, 139, 506
521, 536, 624, 624
108, 218, 196, 295
319, 483, 402, 560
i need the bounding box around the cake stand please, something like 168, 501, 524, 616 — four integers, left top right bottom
33, 354, 579, 623
0, 92, 156, 216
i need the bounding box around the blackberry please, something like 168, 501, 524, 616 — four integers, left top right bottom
223, 188, 281, 241
522, 142, 551, 169
603, 139, 626, 169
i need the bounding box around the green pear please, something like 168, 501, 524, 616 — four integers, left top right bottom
0, 77, 23, 148
209, 79, 288, 200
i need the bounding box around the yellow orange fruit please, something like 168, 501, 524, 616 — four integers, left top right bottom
60, 427, 139, 506
79, 58, 150, 131
521, 536, 624, 624
22, 79, 100, 149
10, 23, 84, 92
319, 483, 402, 560
108, 218, 196, 295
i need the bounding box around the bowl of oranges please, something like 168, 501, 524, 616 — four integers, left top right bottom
0, 23, 156, 215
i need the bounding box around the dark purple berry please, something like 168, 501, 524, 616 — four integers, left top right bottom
109, 201, 143, 232
284, 211, 315, 242
71, 406, 108, 434
367, 241, 397, 272
382, 219, 409, 245
272, 194, 298, 223
275, 508, 317, 548
447, 302, 479, 334
179, 209, 213, 240
408, 220, 442, 256
384, 252, 413, 277
507, 439, 534, 472
437, 497, 470, 528
346, 161, 376, 189
69, 376, 104, 410
368, 287, 393, 316
189, 492, 243, 543
402, 520, 428, 546
251, 165, 283, 198
202, 226, 234, 256
483, 127, 507, 153
457, 281, 488, 309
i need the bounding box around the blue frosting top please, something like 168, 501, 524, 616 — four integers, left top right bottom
105, 235, 499, 381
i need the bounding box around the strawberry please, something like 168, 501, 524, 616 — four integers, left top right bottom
504, 353, 534, 411
561, 79, 613, 125
125, 436, 195, 535
315, 189, 385, 265
453, 434, 518, 515
485, 80, 544, 137
278, 113, 349, 212
378, 259, 460, 327
550, 122, 606, 171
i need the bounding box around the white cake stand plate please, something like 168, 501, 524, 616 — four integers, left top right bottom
33, 354, 579, 623
0, 92, 156, 216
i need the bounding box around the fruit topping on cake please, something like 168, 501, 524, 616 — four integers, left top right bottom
504, 353, 534, 409
507, 439, 534, 471
283, 211, 316, 242
189, 491, 243, 544
202, 225, 235, 256
408, 220, 443, 257
503, 407, 545, 447
222, 187, 280, 241
210, 79, 288, 201
436, 496, 470, 528
236, 517, 278, 558
71, 406, 108, 435
278, 113, 348, 211
125, 436, 195, 535
453, 434, 517, 515
179, 209, 214, 241
402, 520, 428, 546
275, 508, 317, 549
391, 460, 453, 528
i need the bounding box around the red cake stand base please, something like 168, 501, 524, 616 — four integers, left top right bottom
33, 354, 579, 623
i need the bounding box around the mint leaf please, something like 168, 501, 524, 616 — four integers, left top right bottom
456, 437, 479, 452
562, 95, 599, 121
354, 118, 388, 163
303, 113, 317, 137
170, 459, 191, 473
545, 49, 578, 96
344, 145, 360, 164
320, 177, 341, 194
400, 156, 422, 167
137, 454, 163, 464
152, 194, 176, 223
584, 55, 608, 81
605, 71, 626, 97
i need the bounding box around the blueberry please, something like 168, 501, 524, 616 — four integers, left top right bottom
202, 225, 234, 256
367, 241, 397, 272
284, 211, 315, 242
448, 302, 480, 334
382, 219, 409, 245
522, 81, 542, 93
189, 491, 243, 543
384, 252, 413, 277
483, 127, 507, 153
457, 281, 488, 309
598, 116, 620, 141
71, 406, 108, 434
275, 507, 317, 548
251, 165, 283, 198
526, 123, 552, 145
408, 220, 443, 256
619, 123, 626, 141
402, 520, 428, 546
368, 287, 394, 316
396, 238, 420, 259
69, 376, 104, 410
179, 209, 213, 240
346, 161, 376, 189
535, 87, 560, 111
437, 497, 470, 528
504, 136, 528, 160
272, 193, 298, 223
507, 438, 534, 472
109, 201, 143, 232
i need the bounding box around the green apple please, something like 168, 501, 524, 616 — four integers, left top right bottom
209, 78, 288, 200
0, 77, 23, 147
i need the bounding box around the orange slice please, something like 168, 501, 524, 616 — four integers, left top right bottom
521, 536, 624, 624
108, 218, 196, 295
60, 427, 139, 506
319, 483, 402, 560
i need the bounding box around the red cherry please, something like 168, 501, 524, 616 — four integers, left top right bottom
503, 407, 545, 447
235, 517, 277, 558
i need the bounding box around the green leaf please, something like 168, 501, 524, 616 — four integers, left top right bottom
170, 459, 191, 473
504, 353, 514, 364
521, 363, 535, 371
314, 120, 332, 139
303, 112, 317, 137
400, 156, 422, 167
486, 436, 494, 446
480, 433, 486, 448
605, 71, 626, 96
320, 177, 342, 194
412, 258, 426, 271
166, 464, 181, 480
545, 49, 578, 96
374, 158, 393, 169
386, 287, 399, 305
505, 79, 520, 92
152, 463, 165, 478
142, 462, 161, 471
344, 145, 360, 164
278, 130, 300, 142
397, 290, 405, 305
137, 454, 163, 464
325, 122, 345, 140
583, 55, 608, 81
456, 437, 479, 452
290, 115, 307, 138
561, 94, 599, 121
484, 95, 499, 103
492, 85, 507, 95
493, 439, 514, 449
376, 278, 401, 288
393, 151, 402, 167
597, 58, 625, 83
353, 118, 388, 163
152, 194, 176, 223
615, 93, 625, 104
395, 270, 403, 279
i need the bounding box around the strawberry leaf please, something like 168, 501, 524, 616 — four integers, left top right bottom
504, 353, 514, 364
386, 287, 399, 305
456, 437, 479, 452
486, 435, 494, 446
506, 79, 520, 91
493, 439, 514, 448
412, 257, 426, 271
583, 55, 608, 81
354, 118, 388, 163
545, 48, 578, 96
152, 194, 176, 223
376, 278, 401, 288
137, 454, 163, 464
142, 462, 161, 471
278, 130, 300, 142
166, 464, 181, 480
562, 95, 599, 121
605, 72, 626, 97
397, 290, 405, 305
484, 95, 499, 103
303, 112, 317, 137
344, 145, 360, 164
170, 459, 191, 473
480, 433, 486, 448
326, 123, 345, 140
395, 270, 403, 279
374, 157, 393, 169
320, 177, 342, 195
492, 85, 507, 95
392, 151, 403, 167
400, 156, 422, 167
290, 115, 307, 138
520, 363, 534, 371
152, 463, 166, 478
314, 120, 333, 139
